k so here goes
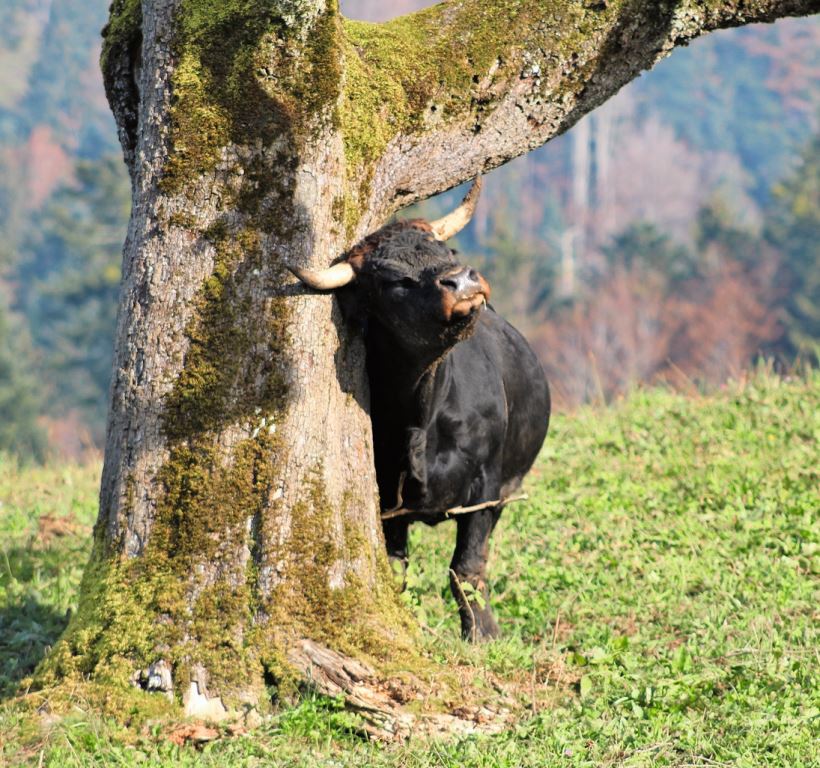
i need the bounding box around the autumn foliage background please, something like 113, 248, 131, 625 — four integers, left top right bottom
0, 0, 818, 460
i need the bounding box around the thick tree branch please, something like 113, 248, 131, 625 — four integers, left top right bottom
340, 0, 819, 231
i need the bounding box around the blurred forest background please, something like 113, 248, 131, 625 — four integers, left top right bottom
0, 0, 817, 462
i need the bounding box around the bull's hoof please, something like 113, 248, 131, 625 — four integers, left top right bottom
450, 571, 500, 641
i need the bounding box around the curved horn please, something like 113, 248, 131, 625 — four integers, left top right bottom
287, 261, 356, 291
429, 176, 482, 241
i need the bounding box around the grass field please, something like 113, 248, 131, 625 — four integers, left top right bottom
1, 370, 817, 767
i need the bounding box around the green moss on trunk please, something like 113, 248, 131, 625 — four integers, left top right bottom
263, 471, 416, 654
101, 0, 142, 76
100, 0, 142, 159
161, 0, 343, 194
163, 226, 289, 439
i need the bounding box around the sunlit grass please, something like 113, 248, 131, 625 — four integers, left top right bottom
1, 369, 817, 767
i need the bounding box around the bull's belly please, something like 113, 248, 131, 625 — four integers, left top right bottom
391, 462, 504, 524
398, 510, 452, 527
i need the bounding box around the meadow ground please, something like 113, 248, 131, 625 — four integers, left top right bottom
0, 369, 817, 767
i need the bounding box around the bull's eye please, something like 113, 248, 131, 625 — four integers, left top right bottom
387, 277, 416, 290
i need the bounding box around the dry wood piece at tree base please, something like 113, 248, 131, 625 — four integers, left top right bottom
287, 639, 511, 741
166, 723, 220, 746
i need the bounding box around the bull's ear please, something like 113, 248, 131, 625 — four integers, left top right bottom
286, 261, 356, 291
429, 177, 482, 242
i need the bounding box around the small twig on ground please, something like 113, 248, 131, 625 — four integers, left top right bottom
529, 664, 539, 714
538, 611, 562, 692
420, 623, 447, 643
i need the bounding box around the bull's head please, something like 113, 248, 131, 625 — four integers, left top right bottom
289, 179, 491, 354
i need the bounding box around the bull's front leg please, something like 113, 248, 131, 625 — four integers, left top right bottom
383, 518, 410, 591
449, 507, 502, 641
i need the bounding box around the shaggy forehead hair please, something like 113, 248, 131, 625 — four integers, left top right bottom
358, 222, 459, 277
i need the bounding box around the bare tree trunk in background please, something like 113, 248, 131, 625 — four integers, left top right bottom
38, 0, 819, 729
566, 115, 591, 295
594, 99, 617, 241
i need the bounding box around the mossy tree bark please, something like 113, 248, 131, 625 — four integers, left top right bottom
43, 0, 818, 726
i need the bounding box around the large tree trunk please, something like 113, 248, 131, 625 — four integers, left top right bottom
44, 0, 410, 720
40, 0, 818, 725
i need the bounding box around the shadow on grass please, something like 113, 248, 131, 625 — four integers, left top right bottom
0, 542, 84, 701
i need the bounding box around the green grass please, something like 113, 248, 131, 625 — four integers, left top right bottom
1, 369, 818, 766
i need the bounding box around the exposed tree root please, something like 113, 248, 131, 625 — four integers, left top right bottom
287, 639, 512, 741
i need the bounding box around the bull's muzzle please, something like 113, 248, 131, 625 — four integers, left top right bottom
438, 267, 491, 320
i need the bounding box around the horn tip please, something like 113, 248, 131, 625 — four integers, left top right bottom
463, 176, 482, 204
285, 260, 356, 291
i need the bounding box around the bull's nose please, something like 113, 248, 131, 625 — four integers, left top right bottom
438, 267, 484, 299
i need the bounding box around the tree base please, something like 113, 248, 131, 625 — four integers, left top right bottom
14, 631, 575, 751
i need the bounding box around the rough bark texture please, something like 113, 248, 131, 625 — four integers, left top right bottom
40, 0, 818, 729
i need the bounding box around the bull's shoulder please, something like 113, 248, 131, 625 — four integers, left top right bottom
455, 308, 550, 445
456, 310, 544, 379
443, 309, 548, 421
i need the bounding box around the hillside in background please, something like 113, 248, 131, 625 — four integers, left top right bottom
0, 1, 818, 458
0, 0, 116, 234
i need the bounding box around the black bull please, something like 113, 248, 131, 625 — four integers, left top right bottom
289, 188, 550, 640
